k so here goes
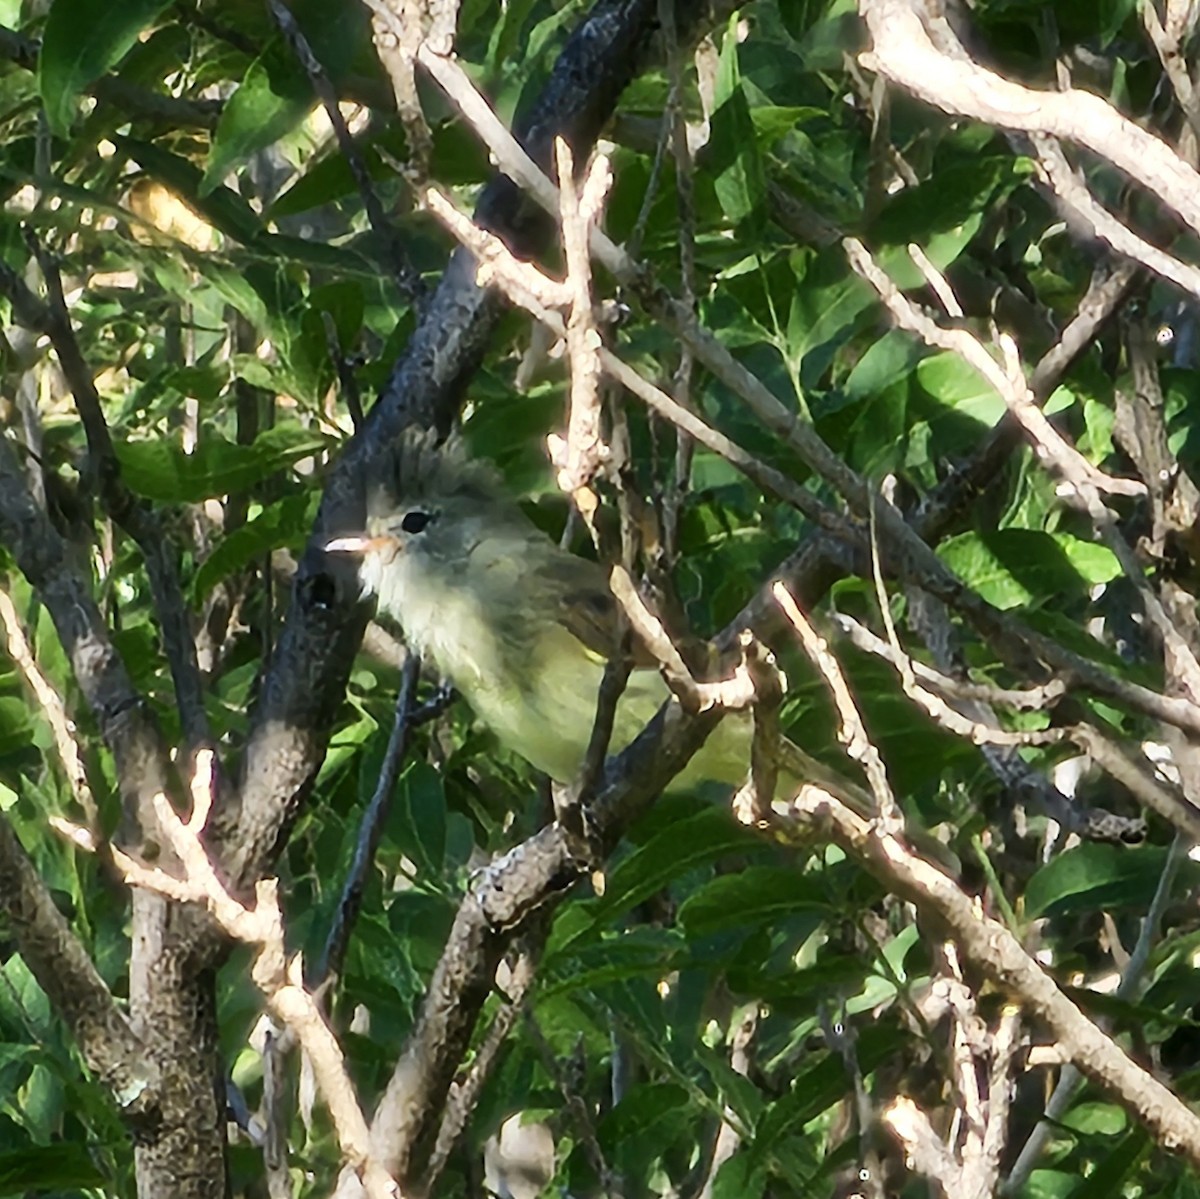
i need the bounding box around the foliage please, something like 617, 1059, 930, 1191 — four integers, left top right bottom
0, 0, 1196, 1196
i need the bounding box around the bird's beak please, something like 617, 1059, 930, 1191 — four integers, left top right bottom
325, 534, 396, 555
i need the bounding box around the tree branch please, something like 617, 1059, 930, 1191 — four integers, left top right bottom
858, 0, 1200, 242
767, 785, 1200, 1173
0, 813, 158, 1118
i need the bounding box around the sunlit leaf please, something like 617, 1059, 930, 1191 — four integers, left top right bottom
39, 0, 172, 136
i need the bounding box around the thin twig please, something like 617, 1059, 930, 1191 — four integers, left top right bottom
908, 242, 964, 317
269, 0, 423, 304
698, 1005, 760, 1199
833, 612, 1065, 712
1141, 0, 1200, 152
527, 1009, 620, 1198
321, 311, 365, 432
866, 506, 1065, 748
313, 653, 450, 988
773, 582, 902, 832
658, 0, 698, 566
821, 1003, 885, 1199
0, 584, 96, 825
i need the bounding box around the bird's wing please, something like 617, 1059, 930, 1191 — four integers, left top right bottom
537, 550, 661, 669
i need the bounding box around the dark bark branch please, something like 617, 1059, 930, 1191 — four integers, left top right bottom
0, 813, 157, 1116
0, 421, 231, 1195
369, 697, 724, 1183
0, 438, 226, 1195
0, 435, 169, 826
223, 0, 732, 892
0, 245, 209, 755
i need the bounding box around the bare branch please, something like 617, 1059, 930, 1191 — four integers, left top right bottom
550, 139, 611, 499
0, 435, 169, 829
1032, 135, 1200, 302
774, 582, 901, 831
114, 752, 398, 1199
770, 784, 1200, 1172
0, 584, 96, 825
858, 0, 1200, 241
908, 242, 964, 317
833, 611, 1065, 714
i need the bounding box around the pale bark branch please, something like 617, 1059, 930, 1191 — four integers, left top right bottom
765, 785, 1200, 1173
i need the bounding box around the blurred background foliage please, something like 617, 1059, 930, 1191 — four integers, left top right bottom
0, 0, 1197, 1196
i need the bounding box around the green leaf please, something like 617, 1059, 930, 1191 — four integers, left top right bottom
712, 1152, 768, 1199
939, 529, 1119, 611
709, 16, 766, 228
1062, 1101, 1127, 1135
841, 330, 924, 405
748, 105, 825, 146
917, 350, 1005, 427
485, 0, 540, 74
38, 0, 172, 136
1025, 843, 1191, 920
192, 493, 317, 602
0, 1143, 107, 1191
202, 41, 312, 195
115, 426, 331, 503
786, 246, 874, 382
698, 1041, 765, 1128
875, 155, 1032, 248
589, 807, 761, 930
542, 927, 685, 998
16, 1064, 61, 1145
0, 698, 34, 756
1071, 1127, 1149, 1199
752, 1022, 900, 1147
202, 0, 368, 193
678, 867, 828, 937
388, 759, 446, 878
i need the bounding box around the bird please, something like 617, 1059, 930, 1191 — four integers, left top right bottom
325, 431, 764, 794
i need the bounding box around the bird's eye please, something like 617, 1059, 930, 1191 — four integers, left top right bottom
401, 510, 434, 534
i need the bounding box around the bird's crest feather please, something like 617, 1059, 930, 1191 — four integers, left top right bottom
370, 428, 503, 516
